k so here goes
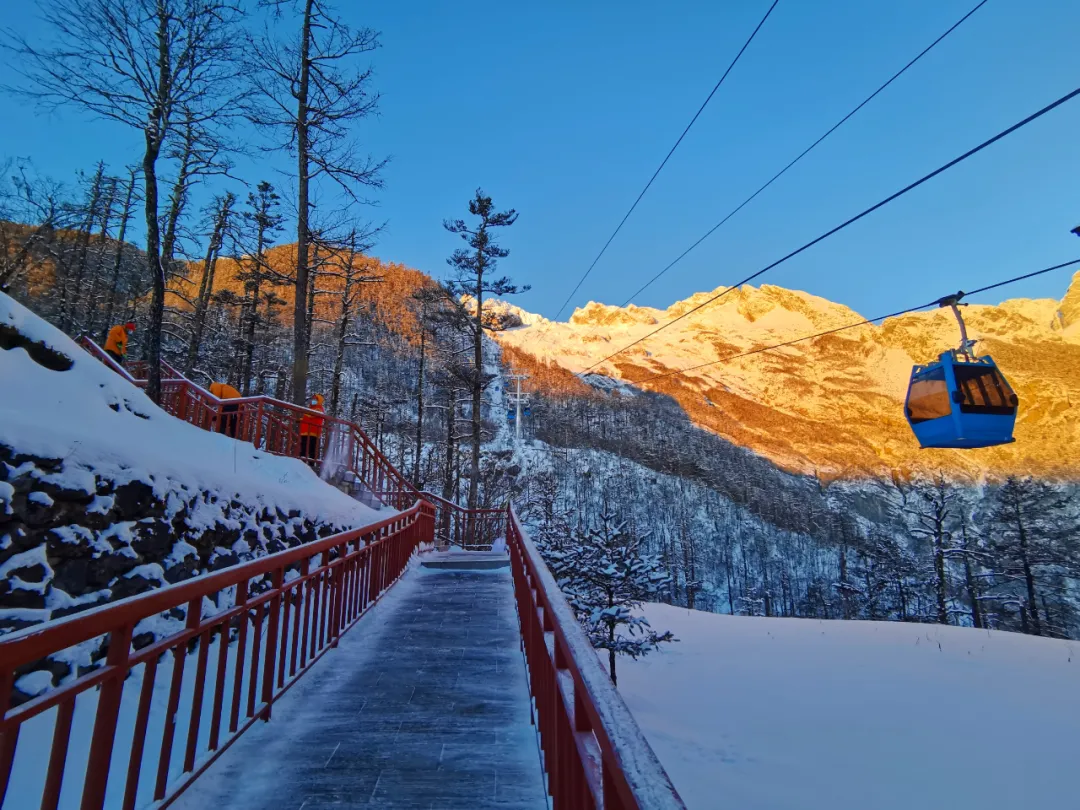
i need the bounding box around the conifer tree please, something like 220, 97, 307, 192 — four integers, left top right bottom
442, 189, 527, 510
234, 182, 284, 394
562, 514, 675, 685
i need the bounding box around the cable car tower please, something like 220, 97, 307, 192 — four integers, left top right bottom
507, 373, 530, 444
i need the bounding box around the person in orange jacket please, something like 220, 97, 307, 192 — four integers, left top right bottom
209, 381, 242, 438
104, 322, 135, 366
299, 393, 325, 465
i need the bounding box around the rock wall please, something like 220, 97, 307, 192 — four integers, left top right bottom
0, 442, 351, 701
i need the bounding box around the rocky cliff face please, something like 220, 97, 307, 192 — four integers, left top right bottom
496, 274, 1080, 479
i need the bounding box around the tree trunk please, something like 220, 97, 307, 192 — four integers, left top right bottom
160, 117, 195, 273
305, 245, 318, 364
184, 196, 231, 373
144, 143, 164, 402
1015, 500, 1042, 636
934, 532, 949, 625
960, 523, 983, 629
328, 267, 352, 416
291, 0, 315, 405
81, 176, 117, 333
413, 309, 426, 486
240, 228, 267, 395
607, 621, 617, 686
143, 8, 175, 404
101, 170, 137, 339
61, 162, 105, 331
442, 389, 456, 503
468, 269, 483, 511
724, 547, 735, 615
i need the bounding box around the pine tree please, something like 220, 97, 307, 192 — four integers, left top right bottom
562, 514, 675, 685
522, 469, 576, 584
441, 189, 527, 511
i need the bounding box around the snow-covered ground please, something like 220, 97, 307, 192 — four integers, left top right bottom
619, 604, 1080, 810
0, 292, 378, 528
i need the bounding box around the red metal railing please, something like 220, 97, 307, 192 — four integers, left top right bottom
420, 490, 506, 551
79, 337, 420, 512
507, 508, 686, 810
0, 502, 433, 810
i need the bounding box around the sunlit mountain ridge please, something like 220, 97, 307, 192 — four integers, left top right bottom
495, 271, 1080, 479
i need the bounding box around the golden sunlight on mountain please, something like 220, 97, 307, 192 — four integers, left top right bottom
496, 273, 1080, 480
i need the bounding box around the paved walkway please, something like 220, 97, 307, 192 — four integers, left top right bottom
173, 562, 547, 809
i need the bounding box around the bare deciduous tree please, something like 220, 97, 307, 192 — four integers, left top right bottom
0, 161, 70, 291
5, 0, 244, 401
247, 0, 386, 405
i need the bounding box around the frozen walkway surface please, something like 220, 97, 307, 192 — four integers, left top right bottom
173, 562, 546, 810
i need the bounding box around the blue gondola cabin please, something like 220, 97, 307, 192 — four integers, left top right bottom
905, 352, 1018, 449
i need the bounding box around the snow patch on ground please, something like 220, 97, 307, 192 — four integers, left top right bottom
618, 603, 1080, 810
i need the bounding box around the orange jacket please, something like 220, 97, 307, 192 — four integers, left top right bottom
104, 325, 128, 357
300, 394, 325, 436
209, 382, 241, 400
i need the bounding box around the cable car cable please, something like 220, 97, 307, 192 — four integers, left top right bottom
629, 258, 1080, 384
582, 85, 1080, 374
551, 0, 781, 322
618, 0, 990, 308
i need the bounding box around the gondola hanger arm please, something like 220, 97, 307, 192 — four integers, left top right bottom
934, 291, 975, 358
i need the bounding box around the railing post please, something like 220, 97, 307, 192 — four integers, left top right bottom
79, 623, 133, 810
179, 382, 192, 423
261, 566, 285, 719
253, 400, 264, 448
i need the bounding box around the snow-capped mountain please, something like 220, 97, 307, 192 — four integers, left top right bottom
495, 272, 1080, 479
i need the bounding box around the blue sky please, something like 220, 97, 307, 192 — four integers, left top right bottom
2, 0, 1079, 321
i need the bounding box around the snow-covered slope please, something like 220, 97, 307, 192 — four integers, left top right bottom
620, 603, 1080, 810
496, 273, 1080, 478
0, 292, 376, 527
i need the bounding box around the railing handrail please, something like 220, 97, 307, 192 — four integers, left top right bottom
77, 334, 138, 383
0, 502, 427, 672
418, 490, 505, 515
79, 336, 374, 431
0, 493, 432, 810
507, 506, 686, 809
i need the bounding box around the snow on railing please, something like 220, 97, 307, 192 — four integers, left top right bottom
506, 507, 686, 810
0, 502, 434, 810
77, 334, 138, 383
